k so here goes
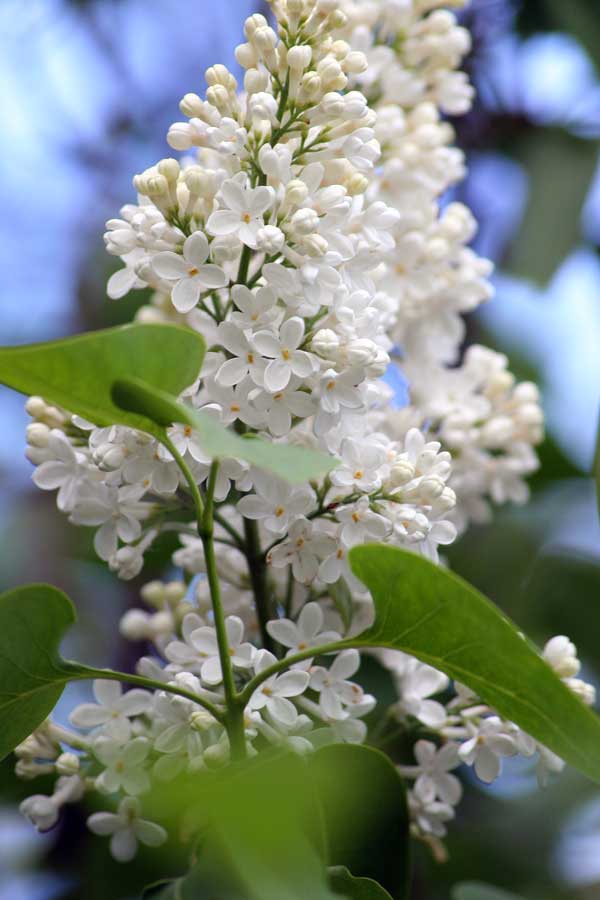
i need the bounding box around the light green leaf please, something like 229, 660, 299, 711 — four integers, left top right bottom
347, 545, 600, 784
329, 868, 393, 900
0, 584, 79, 760
0, 324, 205, 439
113, 375, 336, 484
145, 750, 339, 900
452, 882, 526, 900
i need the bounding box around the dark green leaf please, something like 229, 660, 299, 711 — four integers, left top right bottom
310, 745, 410, 899
0, 324, 205, 439
113, 375, 336, 484
0, 585, 78, 760
329, 868, 393, 900
452, 883, 526, 900
347, 545, 600, 785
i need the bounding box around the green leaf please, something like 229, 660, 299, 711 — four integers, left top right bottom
310, 745, 410, 899
329, 868, 393, 900
452, 883, 526, 900
506, 130, 597, 285
145, 750, 338, 900
347, 545, 600, 785
0, 324, 205, 439
0, 584, 78, 760
113, 375, 336, 484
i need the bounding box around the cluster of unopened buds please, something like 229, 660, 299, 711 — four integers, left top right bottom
17, 0, 555, 860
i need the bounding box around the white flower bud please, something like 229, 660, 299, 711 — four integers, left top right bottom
206, 84, 230, 111
244, 13, 268, 40
290, 208, 320, 236
164, 581, 187, 604
346, 172, 369, 195
235, 42, 258, 69
244, 67, 270, 95
20, 795, 59, 832
565, 678, 596, 706
167, 122, 193, 151
56, 753, 80, 777
300, 72, 322, 98
157, 158, 180, 183
248, 91, 278, 122
179, 93, 204, 117
120, 609, 152, 640
346, 338, 378, 367
312, 329, 340, 358
206, 64, 237, 92
301, 234, 328, 257
365, 347, 390, 377
190, 711, 217, 732
543, 635, 580, 678
150, 610, 174, 636
343, 51, 368, 74
253, 26, 278, 52
285, 179, 309, 206
140, 580, 166, 607
210, 234, 242, 265
26, 422, 50, 448
256, 225, 285, 254
287, 45, 312, 71
389, 460, 415, 487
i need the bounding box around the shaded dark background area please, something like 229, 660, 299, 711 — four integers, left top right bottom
0, 0, 599, 897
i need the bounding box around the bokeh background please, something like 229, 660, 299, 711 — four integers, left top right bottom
1, 0, 599, 897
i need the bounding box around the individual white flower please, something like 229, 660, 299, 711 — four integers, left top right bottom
214, 321, 267, 387
87, 797, 167, 862
206, 176, 274, 248
20, 776, 84, 832
94, 736, 151, 796
389, 654, 449, 728
330, 437, 388, 493
247, 650, 310, 726
251, 382, 315, 436
310, 649, 364, 720
458, 716, 518, 783
69, 484, 149, 561
266, 602, 341, 658
229, 285, 280, 330
314, 368, 365, 435
69, 680, 152, 742
237, 477, 315, 535
152, 232, 228, 313
267, 518, 336, 583
253, 318, 319, 393
31, 430, 89, 511
335, 496, 390, 547
399, 740, 462, 806
408, 779, 455, 838
189, 616, 256, 685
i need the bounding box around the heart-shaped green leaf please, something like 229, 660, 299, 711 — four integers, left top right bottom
0, 324, 205, 438
0, 584, 80, 759
113, 376, 336, 484
348, 545, 600, 785
452, 883, 526, 900
329, 868, 393, 900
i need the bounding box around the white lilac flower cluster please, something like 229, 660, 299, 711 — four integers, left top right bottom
18, 0, 550, 862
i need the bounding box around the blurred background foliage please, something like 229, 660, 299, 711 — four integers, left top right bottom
0, 0, 599, 897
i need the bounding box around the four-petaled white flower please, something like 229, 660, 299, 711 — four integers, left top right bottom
87, 797, 167, 862
330, 437, 388, 493
266, 602, 341, 658
207, 177, 275, 248
399, 740, 462, 806
32, 429, 89, 511
69, 680, 152, 742
335, 496, 390, 547
310, 649, 364, 720
458, 716, 518, 783
94, 736, 151, 796
388, 653, 449, 728
267, 517, 336, 583
253, 318, 318, 393
247, 650, 310, 726
189, 616, 256, 685
153, 232, 228, 313
237, 477, 315, 535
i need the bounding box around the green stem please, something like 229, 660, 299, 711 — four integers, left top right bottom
201, 461, 247, 760
160, 432, 204, 523
243, 517, 275, 654
238, 639, 345, 707
73, 666, 223, 722
236, 245, 253, 285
